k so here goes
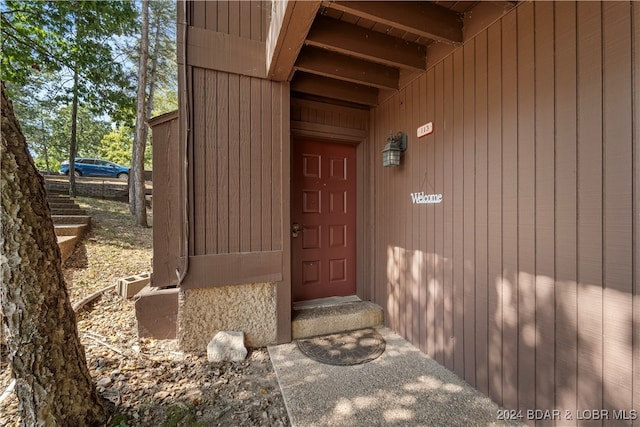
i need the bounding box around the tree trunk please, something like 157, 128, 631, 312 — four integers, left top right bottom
1, 83, 105, 425
68, 69, 79, 197
132, 0, 149, 227
40, 116, 50, 172
146, 7, 162, 120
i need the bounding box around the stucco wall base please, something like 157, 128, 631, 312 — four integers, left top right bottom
178, 282, 277, 352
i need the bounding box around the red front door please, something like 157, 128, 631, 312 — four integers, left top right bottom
291, 139, 357, 302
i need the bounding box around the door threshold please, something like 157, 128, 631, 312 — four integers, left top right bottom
293, 295, 361, 311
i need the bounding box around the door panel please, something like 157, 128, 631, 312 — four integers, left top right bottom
292, 139, 357, 301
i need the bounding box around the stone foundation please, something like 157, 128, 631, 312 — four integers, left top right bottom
178, 282, 277, 351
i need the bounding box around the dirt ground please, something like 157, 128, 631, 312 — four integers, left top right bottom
0, 198, 290, 426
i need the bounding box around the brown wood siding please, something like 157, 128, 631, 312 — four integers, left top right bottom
178, 0, 290, 342
576, 2, 604, 418
533, 1, 556, 415
368, 1, 639, 421
602, 1, 634, 418
633, 0, 640, 418
190, 0, 266, 41
486, 21, 503, 404
425, 74, 434, 359
179, 1, 287, 299
189, 68, 285, 257
186, 1, 266, 78
290, 98, 369, 135
474, 29, 489, 396
516, 3, 535, 414
554, 2, 578, 421
149, 112, 179, 289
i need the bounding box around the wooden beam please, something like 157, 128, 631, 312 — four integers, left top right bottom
291, 72, 379, 106
186, 26, 266, 78
306, 16, 426, 71
291, 120, 368, 140
267, 0, 321, 81
180, 251, 283, 289
326, 1, 463, 44
295, 46, 399, 90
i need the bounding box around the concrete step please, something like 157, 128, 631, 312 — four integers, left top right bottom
134, 284, 179, 339
47, 196, 72, 202
292, 297, 384, 340
54, 224, 89, 237
57, 235, 79, 263
52, 215, 91, 226
51, 208, 87, 216
48, 201, 80, 208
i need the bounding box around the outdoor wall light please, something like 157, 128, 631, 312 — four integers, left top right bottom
382, 131, 408, 167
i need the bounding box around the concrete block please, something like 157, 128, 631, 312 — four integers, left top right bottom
134, 285, 179, 339
117, 272, 151, 299
207, 331, 247, 362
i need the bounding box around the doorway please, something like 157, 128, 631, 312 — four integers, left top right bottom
291, 139, 357, 302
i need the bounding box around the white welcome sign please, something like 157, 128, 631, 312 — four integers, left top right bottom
410, 192, 443, 204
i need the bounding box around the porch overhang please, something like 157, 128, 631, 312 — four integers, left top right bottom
266, 0, 517, 107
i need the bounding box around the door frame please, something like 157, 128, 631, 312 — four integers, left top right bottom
290, 123, 371, 303
291, 138, 358, 301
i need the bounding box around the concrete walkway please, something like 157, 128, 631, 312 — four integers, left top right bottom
268, 327, 521, 427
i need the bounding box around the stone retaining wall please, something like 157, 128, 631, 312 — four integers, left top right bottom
44, 177, 129, 200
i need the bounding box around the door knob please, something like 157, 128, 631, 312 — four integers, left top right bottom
292, 223, 302, 238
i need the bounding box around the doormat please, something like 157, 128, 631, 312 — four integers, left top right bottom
296, 328, 386, 366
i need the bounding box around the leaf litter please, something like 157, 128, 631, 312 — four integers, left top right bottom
0, 197, 290, 426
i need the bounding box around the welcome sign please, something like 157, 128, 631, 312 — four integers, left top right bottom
410, 192, 443, 204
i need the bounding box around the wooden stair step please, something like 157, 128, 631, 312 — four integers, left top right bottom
51, 208, 87, 215
54, 224, 89, 237
48, 201, 77, 207
52, 215, 91, 225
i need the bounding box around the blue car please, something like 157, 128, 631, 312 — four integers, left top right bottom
60, 158, 129, 179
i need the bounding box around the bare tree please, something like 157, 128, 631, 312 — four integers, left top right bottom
130, 0, 149, 227
1, 83, 105, 425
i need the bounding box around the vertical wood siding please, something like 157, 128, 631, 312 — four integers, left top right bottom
369, 1, 638, 421
174, 0, 287, 341
190, 0, 267, 41
185, 0, 284, 259
633, 0, 640, 420
190, 68, 285, 256
149, 113, 179, 289
181, 0, 290, 341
